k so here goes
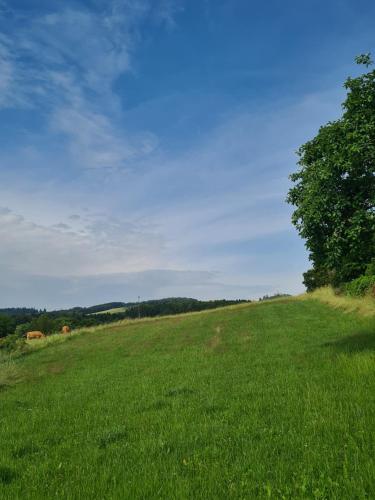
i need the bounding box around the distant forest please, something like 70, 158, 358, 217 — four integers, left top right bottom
0, 297, 249, 343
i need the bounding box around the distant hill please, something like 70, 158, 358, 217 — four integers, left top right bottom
0, 307, 40, 317
78, 301, 128, 314
118, 297, 248, 319
90, 306, 127, 315
0, 297, 250, 339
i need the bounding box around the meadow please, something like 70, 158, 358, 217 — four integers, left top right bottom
1, 294, 375, 499
90, 306, 127, 315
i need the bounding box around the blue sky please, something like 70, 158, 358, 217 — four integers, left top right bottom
0, 0, 374, 308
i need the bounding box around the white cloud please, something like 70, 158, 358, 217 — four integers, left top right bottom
0, 39, 12, 96
0, 206, 278, 308
32, 8, 131, 93
52, 103, 158, 170
131, 87, 343, 265
0, 207, 165, 277
0, 1, 169, 169
152, 0, 184, 28
0, 35, 32, 108
0, 268, 272, 309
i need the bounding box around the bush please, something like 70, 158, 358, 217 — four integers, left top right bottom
0, 334, 27, 353
345, 275, 375, 297
365, 259, 375, 276
29, 314, 58, 335
303, 267, 332, 292
14, 323, 31, 338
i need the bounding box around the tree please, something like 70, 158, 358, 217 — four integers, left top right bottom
0, 314, 16, 338
287, 55, 375, 288
15, 323, 32, 338
29, 314, 57, 335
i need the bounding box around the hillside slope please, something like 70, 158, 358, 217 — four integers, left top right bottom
1, 297, 375, 499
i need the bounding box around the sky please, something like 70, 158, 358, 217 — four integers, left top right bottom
0, 0, 374, 309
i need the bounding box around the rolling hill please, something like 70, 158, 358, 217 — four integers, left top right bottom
1, 294, 375, 498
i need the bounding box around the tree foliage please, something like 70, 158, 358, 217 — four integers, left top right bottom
0, 315, 15, 338
287, 55, 375, 288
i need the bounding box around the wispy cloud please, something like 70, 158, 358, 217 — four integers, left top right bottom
0, 268, 270, 310
0, 37, 12, 102
0, 205, 275, 308
0, 34, 32, 108
29, 7, 131, 94
152, 0, 184, 28
0, 1, 171, 169
52, 102, 158, 170
0, 207, 165, 277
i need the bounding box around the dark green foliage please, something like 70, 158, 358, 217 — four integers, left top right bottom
0, 308, 39, 318
355, 53, 373, 67
364, 258, 375, 276
0, 309, 42, 338
287, 55, 375, 289
0, 466, 17, 485
302, 267, 332, 292
345, 268, 375, 297
123, 298, 246, 319
345, 275, 375, 296
28, 314, 57, 335
0, 333, 27, 353
83, 302, 129, 314
14, 323, 31, 337
0, 315, 15, 339
49, 302, 130, 316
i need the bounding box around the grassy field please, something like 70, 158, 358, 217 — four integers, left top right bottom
1, 295, 375, 499
90, 306, 127, 315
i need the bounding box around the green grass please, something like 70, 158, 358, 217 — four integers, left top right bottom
306, 286, 375, 317
1, 297, 375, 499
90, 306, 127, 315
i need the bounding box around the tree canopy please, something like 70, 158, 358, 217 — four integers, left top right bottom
287, 55, 375, 290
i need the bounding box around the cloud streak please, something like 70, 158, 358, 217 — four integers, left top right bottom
0, 268, 270, 310
0, 1, 167, 169
0, 207, 165, 277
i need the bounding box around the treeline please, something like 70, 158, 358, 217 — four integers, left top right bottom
0, 307, 41, 317
124, 298, 247, 318
51, 302, 132, 315
0, 297, 249, 345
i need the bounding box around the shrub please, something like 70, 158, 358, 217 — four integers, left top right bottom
29, 314, 58, 335
14, 323, 31, 338
345, 275, 375, 297
303, 267, 332, 292
365, 259, 375, 276
0, 334, 27, 353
